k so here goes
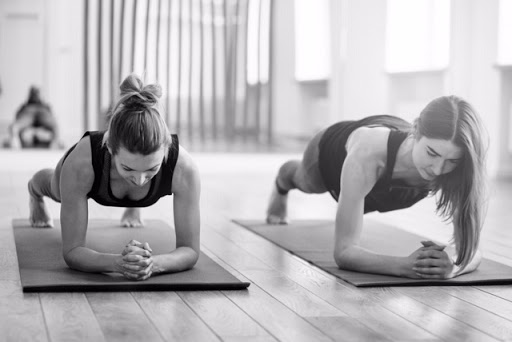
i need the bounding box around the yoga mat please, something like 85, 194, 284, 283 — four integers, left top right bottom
233, 219, 512, 287
13, 219, 250, 292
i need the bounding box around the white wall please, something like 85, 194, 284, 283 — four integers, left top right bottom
0, 0, 83, 146
45, 0, 84, 146
337, 0, 388, 121
448, 0, 500, 176
0, 0, 507, 178
272, 0, 388, 138
0, 0, 45, 135
497, 67, 512, 179
272, 0, 309, 138
272, 0, 504, 178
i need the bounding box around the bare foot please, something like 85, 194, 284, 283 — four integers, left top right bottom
266, 186, 289, 224
121, 208, 144, 227
29, 196, 54, 228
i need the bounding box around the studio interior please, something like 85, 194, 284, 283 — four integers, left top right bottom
1, 1, 512, 341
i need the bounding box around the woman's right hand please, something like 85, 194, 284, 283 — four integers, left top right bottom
404, 241, 452, 279
404, 247, 426, 278
114, 240, 153, 281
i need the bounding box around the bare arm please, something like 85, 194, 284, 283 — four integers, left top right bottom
414, 203, 484, 278
333, 128, 419, 278
413, 240, 482, 279
151, 147, 201, 274
60, 138, 139, 274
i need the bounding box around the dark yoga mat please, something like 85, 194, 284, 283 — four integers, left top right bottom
13, 219, 250, 292
233, 219, 512, 287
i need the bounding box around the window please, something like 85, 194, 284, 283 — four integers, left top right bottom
386, 0, 450, 73
498, 0, 512, 65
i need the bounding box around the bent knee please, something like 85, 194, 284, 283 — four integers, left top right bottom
301, 180, 325, 194
29, 169, 60, 201
294, 169, 326, 194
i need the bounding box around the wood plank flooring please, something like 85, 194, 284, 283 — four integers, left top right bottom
1, 149, 512, 341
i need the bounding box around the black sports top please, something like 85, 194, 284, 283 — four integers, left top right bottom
318, 115, 430, 213
63, 131, 179, 208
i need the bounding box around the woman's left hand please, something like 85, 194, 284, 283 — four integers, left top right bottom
122, 239, 153, 255
412, 240, 455, 279
118, 240, 154, 281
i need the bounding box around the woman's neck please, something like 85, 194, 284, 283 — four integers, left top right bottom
109, 154, 123, 181
393, 135, 427, 185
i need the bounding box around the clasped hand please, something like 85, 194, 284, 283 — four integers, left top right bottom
407, 240, 455, 279
114, 239, 153, 281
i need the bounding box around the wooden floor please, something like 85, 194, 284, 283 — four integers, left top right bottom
2, 148, 512, 341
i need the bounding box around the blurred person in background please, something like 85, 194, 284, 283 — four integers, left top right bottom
3, 86, 62, 149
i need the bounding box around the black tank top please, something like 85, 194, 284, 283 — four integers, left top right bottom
318, 115, 430, 213
80, 131, 179, 207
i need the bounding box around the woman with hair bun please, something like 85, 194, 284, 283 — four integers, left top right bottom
266, 95, 488, 279
28, 73, 200, 281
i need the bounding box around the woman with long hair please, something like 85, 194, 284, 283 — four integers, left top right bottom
266, 96, 488, 279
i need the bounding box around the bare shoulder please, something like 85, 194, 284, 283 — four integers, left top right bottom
171, 145, 200, 195
342, 126, 391, 186
345, 126, 390, 165
61, 136, 95, 191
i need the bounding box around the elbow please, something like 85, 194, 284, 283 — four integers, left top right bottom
333, 244, 353, 269
334, 253, 349, 270
63, 255, 76, 270
189, 249, 200, 269
62, 252, 75, 269
183, 247, 200, 271
62, 247, 79, 270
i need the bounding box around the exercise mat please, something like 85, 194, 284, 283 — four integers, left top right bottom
233, 219, 512, 287
13, 219, 250, 292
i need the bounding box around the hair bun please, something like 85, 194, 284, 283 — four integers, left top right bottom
119, 74, 162, 111
140, 84, 162, 105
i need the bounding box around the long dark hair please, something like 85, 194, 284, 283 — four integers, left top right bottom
414, 95, 488, 269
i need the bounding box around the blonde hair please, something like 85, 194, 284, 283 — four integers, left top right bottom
414, 95, 488, 269
103, 73, 172, 157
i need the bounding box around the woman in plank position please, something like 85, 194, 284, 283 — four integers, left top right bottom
266, 95, 487, 279
28, 74, 200, 281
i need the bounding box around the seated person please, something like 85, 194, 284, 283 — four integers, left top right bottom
4, 86, 61, 149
